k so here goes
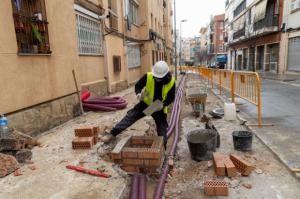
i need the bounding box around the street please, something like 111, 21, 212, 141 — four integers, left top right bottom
239, 78, 300, 175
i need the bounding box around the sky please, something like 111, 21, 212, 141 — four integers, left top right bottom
175, 0, 227, 38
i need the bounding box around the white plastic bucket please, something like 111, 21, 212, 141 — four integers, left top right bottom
224, 103, 236, 121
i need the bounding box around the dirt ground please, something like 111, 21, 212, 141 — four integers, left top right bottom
163, 75, 300, 199
0, 87, 157, 199
1, 75, 300, 199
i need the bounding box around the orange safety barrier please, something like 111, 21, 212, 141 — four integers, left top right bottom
198, 67, 262, 127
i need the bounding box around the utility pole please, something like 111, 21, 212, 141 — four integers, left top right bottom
173, 0, 177, 80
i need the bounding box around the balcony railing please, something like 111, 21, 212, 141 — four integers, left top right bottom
254, 14, 279, 31
233, 27, 245, 40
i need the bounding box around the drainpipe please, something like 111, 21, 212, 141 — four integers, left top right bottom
121, 0, 130, 87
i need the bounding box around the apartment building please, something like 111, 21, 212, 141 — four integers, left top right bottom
207, 14, 227, 67
226, 0, 283, 72
0, 0, 173, 136
280, 0, 300, 73
199, 27, 208, 65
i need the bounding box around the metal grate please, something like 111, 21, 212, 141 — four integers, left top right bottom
75, 12, 103, 55
127, 45, 141, 68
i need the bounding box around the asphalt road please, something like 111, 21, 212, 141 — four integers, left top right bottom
239, 78, 300, 173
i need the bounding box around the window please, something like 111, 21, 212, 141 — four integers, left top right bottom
129, 0, 138, 25
220, 34, 223, 41
75, 11, 103, 55
127, 45, 141, 68
108, 0, 118, 31
11, 0, 51, 54
234, 0, 246, 18
219, 45, 223, 51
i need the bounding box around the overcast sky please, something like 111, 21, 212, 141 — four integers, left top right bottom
175, 0, 227, 38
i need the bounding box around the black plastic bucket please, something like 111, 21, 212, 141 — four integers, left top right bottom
232, 131, 253, 151
187, 129, 217, 161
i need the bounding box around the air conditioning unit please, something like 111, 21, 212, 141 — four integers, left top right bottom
291, 0, 300, 13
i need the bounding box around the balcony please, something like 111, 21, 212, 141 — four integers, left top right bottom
233, 27, 245, 40
254, 14, 279, 31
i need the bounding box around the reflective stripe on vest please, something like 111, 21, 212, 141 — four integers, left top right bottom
143, 72, 175, 114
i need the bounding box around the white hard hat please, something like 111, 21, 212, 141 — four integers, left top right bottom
152, 61, 169, 78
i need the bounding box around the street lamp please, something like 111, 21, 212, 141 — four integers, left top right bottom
179, 19, 187, 69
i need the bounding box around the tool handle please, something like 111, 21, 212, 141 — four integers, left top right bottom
66, 165, 111, 178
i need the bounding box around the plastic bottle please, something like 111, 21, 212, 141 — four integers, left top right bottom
0, 115, 9, 138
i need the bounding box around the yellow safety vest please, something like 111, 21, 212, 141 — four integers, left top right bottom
143, 72, 175, 114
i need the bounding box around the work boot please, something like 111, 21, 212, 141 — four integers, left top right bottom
101, 132, 116, 143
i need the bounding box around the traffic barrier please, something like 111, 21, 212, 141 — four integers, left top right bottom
198, 67, 262, 127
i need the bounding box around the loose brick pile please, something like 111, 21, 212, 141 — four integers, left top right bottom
213, 152, 253, 177
204, 180, 229, 196
206, 153, 254, 196
111, 136, 165, 173
72, 126, 101, 149
0, 138, 32, 164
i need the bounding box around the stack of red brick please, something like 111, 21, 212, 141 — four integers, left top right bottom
72, 126, 101, 149
111, 136, 164, 173
204, 152, 254, 196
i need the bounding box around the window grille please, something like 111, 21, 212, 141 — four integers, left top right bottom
75, 12, 103, 55
127, 45, 141, 68
129, 1, 138, 25
11, 0, 51, 54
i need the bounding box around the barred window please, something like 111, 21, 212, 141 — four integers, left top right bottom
127, 45, 141, 68
75, 12, 103, 55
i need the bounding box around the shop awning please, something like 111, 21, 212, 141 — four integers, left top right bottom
254, 0, 268, 22
216, 55, 228, 63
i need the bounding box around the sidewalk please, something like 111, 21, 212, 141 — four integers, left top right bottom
259, 71, 300, 82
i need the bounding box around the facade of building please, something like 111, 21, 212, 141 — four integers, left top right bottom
280, 0, 300, 73
0, 0, 173, 136
199, 27, 209, 65
226, 0, 283, 72
181, 38, 191, 64
207, 14, 227, 67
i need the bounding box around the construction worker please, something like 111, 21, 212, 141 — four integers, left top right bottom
101, 61, 175, 148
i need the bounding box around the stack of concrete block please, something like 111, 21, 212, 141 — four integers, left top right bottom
72, 126, 101, 150
111, 136, 164, 173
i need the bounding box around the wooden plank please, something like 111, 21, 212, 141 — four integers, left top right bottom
111, 136, 131, 155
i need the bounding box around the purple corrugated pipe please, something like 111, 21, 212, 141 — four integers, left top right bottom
153, 76, 186, 199
139, 175, 147, 199
130, 174, 140, 199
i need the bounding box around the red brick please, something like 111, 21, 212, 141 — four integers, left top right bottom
122, 158, 144, 166
151, 137, 164, 149
131, 136, 145, 145
144, 157, 163, 167
72, 137, 94, 149
122, 148, 138, 158
230, 154, 254, 176
120, 165, 140, 173
137, 148, 161, 159
223, 155, 237, 177
213, 152, 226, 176
144, 136, 155, 145
93, 126, 100, 144
204, 180, 229, 196
74, 127, 94, 137
111, 153, 122, 161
